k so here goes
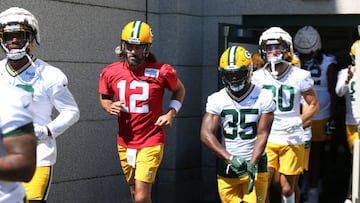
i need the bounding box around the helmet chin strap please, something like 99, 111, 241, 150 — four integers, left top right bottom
265, 58, 291, 79
266, 58, 279, 79
1, 41, 30, 60
25, 53, 37, 68
269, 59, 279, 79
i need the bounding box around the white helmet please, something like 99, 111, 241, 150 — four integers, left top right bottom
259, 27, 293, 62
293, 26, 321, 54
0, 7, 40, 60
259, 27, 293, 78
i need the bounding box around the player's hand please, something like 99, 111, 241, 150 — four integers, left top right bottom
34, 125, 49, 140
246, 163, 257, 193
346, 65, 354, 84
109, 101, 125, 116
155, 113, 174, 129
280, 116, 302, 133
229, 155, 247, 177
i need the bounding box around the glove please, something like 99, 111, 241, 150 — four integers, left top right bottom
280, 116, 302, 133
34, 125, 49, 140
228, 155, 247, 177
246, 163, 257, 193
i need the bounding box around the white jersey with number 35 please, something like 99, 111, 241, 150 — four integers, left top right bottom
205, 85, 275, 160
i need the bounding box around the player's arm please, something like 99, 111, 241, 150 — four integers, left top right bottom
250, 111, 274, 165
200, 112, 231, 162
155, 79, 185, 128
168, 79, 185, 115
336, 66, 353, 97
301, 88, 320, 128
45, 84, 80, 138
0, 128, 36, 182
99, 94, 125, 116
99, 94, 113, 113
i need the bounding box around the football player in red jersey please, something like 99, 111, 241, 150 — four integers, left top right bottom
98, 20, 185, 203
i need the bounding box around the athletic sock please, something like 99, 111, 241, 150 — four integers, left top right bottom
344, 198, 352, 203
281, 192, 295, 203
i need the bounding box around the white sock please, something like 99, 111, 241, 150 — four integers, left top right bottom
344, 199, 352, 203
281, 192, 295, 203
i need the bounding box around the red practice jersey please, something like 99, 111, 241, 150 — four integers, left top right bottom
98, 60, 178, 148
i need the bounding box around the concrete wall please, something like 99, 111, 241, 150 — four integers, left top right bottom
0, 0, 359, 202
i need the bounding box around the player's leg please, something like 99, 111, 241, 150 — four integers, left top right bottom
134, 180, 152, 203
134, 144, 164, 203
217, 176, 246, 203
265, 142, 280, 203
280, 174, 297, 203
244, 155, 268, 203
278, 144, 304, 203
344, 124, 359, 202
23, 166, 52, 203
296, 138, 311, 203
252, 172, 269, 203
118, 145, 136, 202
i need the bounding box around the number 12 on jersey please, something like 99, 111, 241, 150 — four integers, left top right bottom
117, 80, 150, 113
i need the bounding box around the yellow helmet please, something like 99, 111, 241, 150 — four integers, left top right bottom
350, 40, 359, 65
219, 46, 253, 94
121, 20, 153, 56
121, 21, 153, 44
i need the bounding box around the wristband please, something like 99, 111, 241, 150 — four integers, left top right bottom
169, 100, 182, 113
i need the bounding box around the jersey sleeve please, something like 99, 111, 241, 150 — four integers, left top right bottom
335, 68, 349, 97
300, 70, 314, 92
45, 68, 80, 138
160, 64, 178, 91
205, 93, 221, 115
259, 89, 276, 114
52, 71, 69, 94
98, 67, 114, 96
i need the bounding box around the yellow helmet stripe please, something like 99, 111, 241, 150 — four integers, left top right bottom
228, 46, 237, 66
131, 21, 142, 39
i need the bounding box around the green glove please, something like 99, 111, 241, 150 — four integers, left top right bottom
229, 155, 247, 177
247, 162, 257, 193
